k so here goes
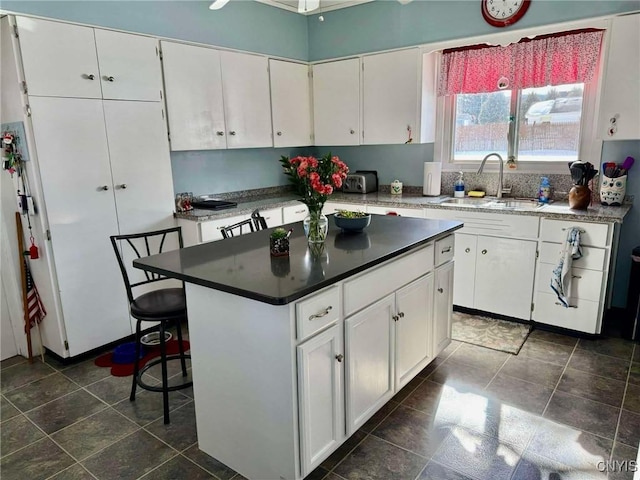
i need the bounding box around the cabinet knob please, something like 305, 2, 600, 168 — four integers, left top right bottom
398, 312, 404, 318
309, 305, 332, 320
481, 249, 488, 255
335, 354, 343, 362
276, 131, 282, 136
392, 315, 399, 322
465, 248, 471, 253
105, 75, 115, 82
83, 74, 95, 80
229, 131, 237, 136
437, 287, 444, 293
118, 184, 127, 190
216, 131, 224, 136
350, 129, 355, 134
99, 185, 109, 191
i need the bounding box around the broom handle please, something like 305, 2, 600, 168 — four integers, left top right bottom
15, 212, 34, 363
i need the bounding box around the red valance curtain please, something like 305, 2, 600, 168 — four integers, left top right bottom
437, 29, 604, 96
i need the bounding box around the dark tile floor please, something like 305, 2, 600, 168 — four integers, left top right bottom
1, 329, 638, 480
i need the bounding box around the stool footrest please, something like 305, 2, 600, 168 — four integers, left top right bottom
136, 355, 193, 393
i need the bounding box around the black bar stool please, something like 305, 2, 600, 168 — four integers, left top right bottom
110, 226, 192, 424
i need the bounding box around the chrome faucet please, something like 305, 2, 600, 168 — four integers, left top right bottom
478, 153, 506, 199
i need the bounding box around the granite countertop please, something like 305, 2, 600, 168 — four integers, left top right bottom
134, 216, 462, 305
175, 191, 631, 224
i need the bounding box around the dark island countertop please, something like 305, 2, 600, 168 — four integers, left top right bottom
134, 215, 463, 305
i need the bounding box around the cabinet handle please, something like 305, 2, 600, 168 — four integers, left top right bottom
83, 73, 95, 80
571, 275, 582, 279
441, 246, 452, 254
481, 249, 488, 255
99, 185, 109, 191
229, 131, 237, 136
216, 131, 224, 136
276, 131, 282, 136
117, 184, 127, 190
392, 315, 399, 322
350, 129, 355, 134
295, 209, 306, 214
465, 248, 471, 253
104, 75, 115, 82
309, 305, 332, 320
335, 354, 343, 362
437, 288, 444, 293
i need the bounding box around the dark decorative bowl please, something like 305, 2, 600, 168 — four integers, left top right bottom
333, 214, 371, 232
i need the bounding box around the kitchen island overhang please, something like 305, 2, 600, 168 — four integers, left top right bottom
133, 215, 462, 480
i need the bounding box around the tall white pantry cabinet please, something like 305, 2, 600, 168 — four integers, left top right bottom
5, 16, 175, 358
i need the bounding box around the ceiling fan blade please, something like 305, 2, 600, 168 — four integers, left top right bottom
209, 0, 231, 10
298, 0, 320, 13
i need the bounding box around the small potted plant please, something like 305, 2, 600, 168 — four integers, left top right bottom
270, 228, 291, 257
333, 210, 371, 233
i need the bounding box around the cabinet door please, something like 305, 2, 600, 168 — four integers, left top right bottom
103, 101, 175, 235
599, 14, 640, 140
28, 97, 130, 356
453, 234, 477, 308
362, 49, 420, 145
474, 236, 537, 320
313, 59, 360, 146
434, 261, 454, 357
220, 51, 273, 148
297, 324, 344, 477
94, 30, 162, 101
282, 204, 308, 224
270, 60, 312, 147
16, 17, 101, 99
161, 42, 227, 151
345, 294, 395, 435
395, 274, 434, 391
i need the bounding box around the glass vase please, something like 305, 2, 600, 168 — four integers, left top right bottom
303, 210, 328, 244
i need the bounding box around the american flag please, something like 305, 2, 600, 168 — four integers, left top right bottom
24, 259, 46, 333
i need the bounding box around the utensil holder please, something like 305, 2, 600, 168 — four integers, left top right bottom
568, 185, 591, 210
600, 174, 627, 206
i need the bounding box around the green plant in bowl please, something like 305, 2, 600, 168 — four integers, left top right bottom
335, 210, 368, 218
334, 210, 371, 232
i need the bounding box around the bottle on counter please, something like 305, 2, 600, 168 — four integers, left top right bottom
538, 176, 551, 203
454, 171, 465, 198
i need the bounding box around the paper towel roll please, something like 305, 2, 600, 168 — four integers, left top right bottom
423, 162, 442, 196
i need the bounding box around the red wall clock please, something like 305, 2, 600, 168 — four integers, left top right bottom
481, 0, 531, 27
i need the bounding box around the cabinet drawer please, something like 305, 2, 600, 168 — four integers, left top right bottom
533, 291, 601, 334
536, 264, 604, 301
539, 242, 606, 271
435, 235, 454, 266
200, 214, 250, 242
282, 204, 308, 224
296, 286, 341, 341
425, 209, 539, 239
344, 244, 434, 317
259, 207, 283, 228
540, 219, 610, 247
367, 205, 424, 218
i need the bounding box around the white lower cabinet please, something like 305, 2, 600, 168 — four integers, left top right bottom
282, 204, 309, 224
434, 260, 454, 356
297, 324, 344, 477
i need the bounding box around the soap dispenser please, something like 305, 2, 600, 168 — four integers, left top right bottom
538, 176, 551, 203
454, 172, 465, 198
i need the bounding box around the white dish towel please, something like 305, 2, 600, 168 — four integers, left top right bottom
550, 227, 583, 308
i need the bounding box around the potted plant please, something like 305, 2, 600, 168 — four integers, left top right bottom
334, 210, 371, 233
270, 227, 291, 257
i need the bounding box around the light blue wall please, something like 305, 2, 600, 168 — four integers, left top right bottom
603, 141, 640, 309
0, 1, 309, 60
307, 0, 640, 61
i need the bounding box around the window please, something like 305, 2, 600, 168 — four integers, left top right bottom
437, 29, 604, 170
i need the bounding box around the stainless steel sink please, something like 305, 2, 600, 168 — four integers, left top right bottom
438, 198, 492, 208
485, 199, 545, 211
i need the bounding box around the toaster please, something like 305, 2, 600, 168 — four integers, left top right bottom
343, 170, 378, 194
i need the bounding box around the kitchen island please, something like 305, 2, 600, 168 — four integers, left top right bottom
134, 215, 462, 480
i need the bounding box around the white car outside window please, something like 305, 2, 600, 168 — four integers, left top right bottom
525, 98, 582, 124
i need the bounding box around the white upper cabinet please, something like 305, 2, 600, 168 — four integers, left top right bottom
220, 51, 273, 148
269, 59, 312, 147
362, 49, 421, 145
16, 17, 102, 98
16, 17, 161, 101
599, 14, 640, 140
161, 41, 227, 151
313, 58, 360, 146
94, 29, 162, 101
